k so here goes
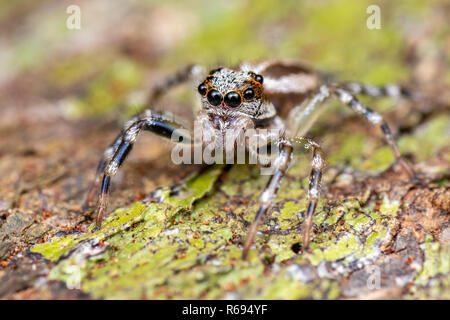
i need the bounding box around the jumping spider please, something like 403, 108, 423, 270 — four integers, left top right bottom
85, 60, 417, 259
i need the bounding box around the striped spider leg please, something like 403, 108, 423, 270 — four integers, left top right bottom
288, 84, 417, 181
85, 65, 204, 209
242, 134, 325, 259
90, 110, 192, 227
243, 59, 416, 180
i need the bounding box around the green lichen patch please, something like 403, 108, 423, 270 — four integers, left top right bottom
407, 235, 450, 299
290, 198, 399, 273
398, 114, 450, 161
30, 201, 149, 262
415, 235, 450, 285
31, 155, 404, 299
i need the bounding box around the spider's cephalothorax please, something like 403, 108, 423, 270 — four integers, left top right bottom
85, 60, 418, 259
197, 67, 274, 121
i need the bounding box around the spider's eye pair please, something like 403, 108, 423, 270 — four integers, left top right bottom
202, 89, 242, 108
198, 83, 255, 108
223, 89, 255, 108
198, 84, 226, 107
207, 90, 242, 108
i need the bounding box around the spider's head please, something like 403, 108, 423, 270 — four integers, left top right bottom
197, 68, 265, 118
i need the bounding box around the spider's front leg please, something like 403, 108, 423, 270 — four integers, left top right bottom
290, 137, 325, 249
89, 110, 191, 228
242, 139, 293, 259
85, 65, 204, 209
84, 132, 124, 209
242, 136, 325, 258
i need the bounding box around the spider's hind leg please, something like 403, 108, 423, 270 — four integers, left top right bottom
147, 64, 204, 103
288, 84, 417, 182
332, 86, 417, 181
342, 82, 413, 99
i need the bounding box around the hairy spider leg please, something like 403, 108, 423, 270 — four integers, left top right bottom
290, 137, 325, 249
288, 81, 414, 137
93, 111, 192, 227
86, 65, 204, 208
84, 132, 124, 209
287, 85, 416, 181
332, 86, 417, 181
288, 85, 330, 137
341, 82, 414, 99
242, 137, 325, 258
242, 140, 293, 259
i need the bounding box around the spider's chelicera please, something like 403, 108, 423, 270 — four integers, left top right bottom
85, 60, 417, 259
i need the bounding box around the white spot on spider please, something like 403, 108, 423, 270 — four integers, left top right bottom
337, 89, 353, 104
385, 84, 400, 97
265, 74, 316, 94
260, 190, 273, 205
349, 100, 366, 114
308, 187, 319, 199
319, 85, 330, 97
271, 150, 289, 169
123, 117, 138, 131
124, 125, 140, 142
142, 109, 152, 119
106, 161, 119, 176
363, 84, 382, 96
312, 154, 323, 169
367, 112, 382, 124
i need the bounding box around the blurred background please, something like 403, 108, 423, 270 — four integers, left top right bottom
1, 0, 448, 192
1, 0, 449, 117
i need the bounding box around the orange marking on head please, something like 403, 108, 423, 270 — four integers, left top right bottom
238, 77, 263, 99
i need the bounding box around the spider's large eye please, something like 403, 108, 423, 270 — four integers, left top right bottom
224, 91, 242, 108
243, 88, 255, 100
198, 83, 207, 96
254, 74, 264, 84
207, 89, 222, 106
